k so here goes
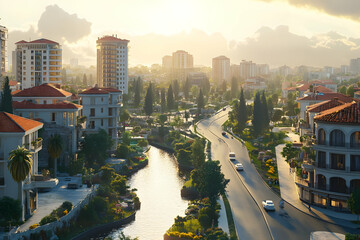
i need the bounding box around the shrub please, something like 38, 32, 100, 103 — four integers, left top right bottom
61, 201, 73, 212
29, 224, 39, 230
90, 196, 108, 213
40, 215, 58, 225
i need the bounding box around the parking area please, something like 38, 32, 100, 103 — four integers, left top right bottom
18, 177, 93, 232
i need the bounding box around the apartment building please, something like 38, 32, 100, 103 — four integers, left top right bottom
0, 112, 43, 220
12, 84, 82, 167
297, 101, 360, 211
350, 58, 360, 74
0, 25, 8, 76
212, 56, 230, 84
79, 87, 122, 147
240, 60, 256, 80
96, 35, 129, 94
13, 39, 62, 90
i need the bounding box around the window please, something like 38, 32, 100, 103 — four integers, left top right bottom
351, 155, 360, 171
29, 112, 33, 119
317, 151, 326, 168
90, 108, 95, 117
101, 108, 103, 113
89, 121, 95, 129
90, 97, 95, 105
331, 153, 345, 170
351, 132, 360, 148
330, 130, 345, 147
51, 112, 56, 122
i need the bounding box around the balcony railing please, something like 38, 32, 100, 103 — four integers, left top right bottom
31, 138, 43, 151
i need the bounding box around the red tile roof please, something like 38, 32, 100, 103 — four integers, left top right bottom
297, 92, 355, 102
97, 35, 129, 43
79, 87, 121, 95
12, 84, 72, 98
13, 101, 82, 110
307, 98, 345, 113
297, 83, 312, 91
314, 101, 360, 124
9, 80, 19, 86
15, 38, 59, 45
0, 112, 43, 132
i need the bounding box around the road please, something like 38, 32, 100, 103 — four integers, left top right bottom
197, 110, 359, 240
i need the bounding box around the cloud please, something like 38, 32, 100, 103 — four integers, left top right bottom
256, 0, 360, 22
229, 25, 360, 67
38, 5, 91, 43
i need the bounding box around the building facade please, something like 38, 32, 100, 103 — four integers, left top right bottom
13, 39, 62, 90
96, 35, 129, 94
212, 56, 230, 84
79, 87, 122, 147
297, 102, 360, 211
0, 25, 8, 76
0, 112, 43, 220
240, 60, 256, 80
350, 58, 360, 74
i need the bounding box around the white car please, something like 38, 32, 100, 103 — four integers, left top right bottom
262, 200, 275, 211
235, 163, 243, 171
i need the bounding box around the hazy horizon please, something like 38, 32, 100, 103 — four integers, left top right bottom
2, 0, 360, 68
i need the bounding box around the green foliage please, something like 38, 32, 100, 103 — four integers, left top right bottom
348, 188, 360, 216
110, 175, 128, 195
0, 197, 22, 223
1, 77, 13, 113
347, 85, 355, 97
60, 201, 73, 212
261, 92, 270, 130
48, 134, 63, 160
144, 82, 153, 116
252, 92, 262, 135
161, 88, 167, 112
133, 77, 141, 107
173, 79, 180, 100
122, 131, 132, 146
137, 139, 148, 147
281, 143, 299, 162
191, 138, 205, 169
8, 146, 32, 183
167, 84, 175, 110
183, 77, 191, 100
284, 92, 299, 116
90, 196, 108, 213
116, 144, 131, 159
230, 77, 238, 98
177, 149, 192, 167
68, 157, 84, 176
345, 233, 360, 240
272, 109, 283, 123
100, 166, 116, 185
339, 85, 347, 95
235, 88, 247, 132
157, 114, 167, 126
40, 215, 58, 226
82, 129, 113, 167
197, 89, 205, 114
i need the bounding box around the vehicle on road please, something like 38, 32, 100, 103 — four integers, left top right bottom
223, 107, 226, 111
229, 152, 236, 161
222, 131, 226, 136
262, 200, 275, 211
235, 163, 244, 171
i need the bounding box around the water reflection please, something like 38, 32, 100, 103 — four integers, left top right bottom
110, 147, 188, 240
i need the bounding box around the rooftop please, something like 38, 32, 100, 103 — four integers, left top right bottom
13, 101, 82, 110
15, 38, 59, 45
297, 92, 355, 102
97, 35, 129, 43
12, 84, 72, 98
79, 87, 122, 95
0, 112, 43, 133
307, 98, 345, 113
314, 101, 360, 124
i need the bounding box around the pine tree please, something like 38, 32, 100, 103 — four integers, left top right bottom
197, 89, 204, 114
252, 92, 262, 135
183, 77, 191, 100
237, 88, 247, 132
144, 82, 153, 116
167, 84, 174, 110
173, 79, 180, 100
261, 91, 269, 131
161, 88, 166, 112
201, 77, 210, 95
134, 78, 141, 107
1, 77, 13, 113
231, 77, 238, 99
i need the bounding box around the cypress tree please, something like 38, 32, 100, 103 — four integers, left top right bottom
183, 77, 191, 100
161, 88, 166, 112
167, 84, 174, 110
261, 91, 270, 131
231, 77, 238, 99
144, 82, 153, 116
173, 79, 180, 100
252, 92, 262, 135
197, 89, 204, 114
1, 77, 13, 113
237, 88, 247, 132
134, 78, 141, 107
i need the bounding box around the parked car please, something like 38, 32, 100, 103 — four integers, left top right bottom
222, 131, 226, 136
223, 107, 226, 111
262, 200, 275, 211
235, 163, 244, 171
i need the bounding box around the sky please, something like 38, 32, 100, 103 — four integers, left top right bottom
1, 0, 360, 68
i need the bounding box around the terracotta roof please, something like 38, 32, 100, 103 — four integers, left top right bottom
297, 92, 355, 102
97, 35, 129, 43
79, 87, 121, 95
11, 90, 21, 95
297, 83, 312, 91
0, 112, 43, 132
9, 80, 19, 86
13, 101, 82, 110
314, 101, 360, 124
312, 79, 336, 85
12, 84, 72, 98
304, 85, 333, 94
15, 38, 59, 45
307, 98, 345, 113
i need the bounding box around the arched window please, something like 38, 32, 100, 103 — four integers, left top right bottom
317, 174, 326, 190
318, 129, 326, 145
351, 132, 360, 148
330, 177, 347, 194
330, 130, 345, 147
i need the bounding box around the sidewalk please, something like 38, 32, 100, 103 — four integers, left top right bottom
275, 131, 360, 227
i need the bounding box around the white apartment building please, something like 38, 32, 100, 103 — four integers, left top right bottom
240, 60, 256, 79
350, 58, 360, 74
0, 25, 8, 76
97, 35, 129, 94
13, 38, 62, 90
12, 84, 82, 167
0, 112, 43, 220
172, 50, 193, 69
79, 87, 122, 147
162, 55, 173, 70
212, 56, 230, 84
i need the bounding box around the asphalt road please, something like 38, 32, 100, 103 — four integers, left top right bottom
197, 110, 359, 240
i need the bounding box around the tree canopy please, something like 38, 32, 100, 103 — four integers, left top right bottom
144, 82, 153, 116
1, 77, 13, 113
167, 84, 175, 110
82, 129, 113, 167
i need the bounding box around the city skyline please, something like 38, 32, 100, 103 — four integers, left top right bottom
2, 1, 360, 68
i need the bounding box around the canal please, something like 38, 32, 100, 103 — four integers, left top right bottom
109, 146, 189, 240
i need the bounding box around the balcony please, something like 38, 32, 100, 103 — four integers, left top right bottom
302, 158, 315, 172
23, 175, 59, 190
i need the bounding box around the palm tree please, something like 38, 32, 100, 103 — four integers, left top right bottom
48, 134, 63, 178
8, 147, 33, 200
